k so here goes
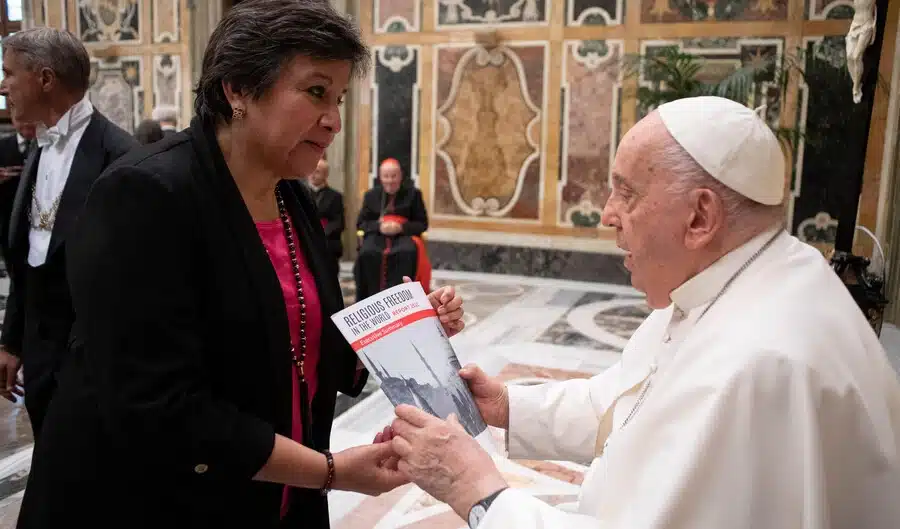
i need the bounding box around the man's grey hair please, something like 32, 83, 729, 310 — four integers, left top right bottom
2, 27, 91, 93
151, 104, 178, 123
661, 138, 786, 230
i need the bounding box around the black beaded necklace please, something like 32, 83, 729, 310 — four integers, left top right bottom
274, 186, 312, 442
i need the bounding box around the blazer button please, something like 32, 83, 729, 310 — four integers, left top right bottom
194, 464, 209, 474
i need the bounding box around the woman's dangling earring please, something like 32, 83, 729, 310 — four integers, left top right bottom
232, 106, 246, 120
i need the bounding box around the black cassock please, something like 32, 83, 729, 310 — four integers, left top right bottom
311, 185, 344, 266
354, 184, 428, 301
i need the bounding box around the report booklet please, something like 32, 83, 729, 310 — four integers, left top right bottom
331, 282, 488, 440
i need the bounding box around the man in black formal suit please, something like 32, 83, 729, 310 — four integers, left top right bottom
307, 157, 345, 271
0, 28, 138, 437
0, 117, 36, 277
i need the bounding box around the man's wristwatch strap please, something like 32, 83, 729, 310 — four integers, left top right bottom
467, 487, 509, 529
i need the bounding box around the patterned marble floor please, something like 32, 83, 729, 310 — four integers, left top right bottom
0, 267, 896, 527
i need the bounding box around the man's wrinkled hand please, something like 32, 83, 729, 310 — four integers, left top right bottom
391, 405, 507, 518
459, 364, 508, 429
379, 221, 402, 236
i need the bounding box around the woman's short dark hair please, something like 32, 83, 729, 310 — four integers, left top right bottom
194, 0, 370, 123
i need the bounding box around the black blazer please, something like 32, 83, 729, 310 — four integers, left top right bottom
0, 112, 136, 368
313, 185, 344, 260
0, 134, 26, 256
17, 117, 368, 529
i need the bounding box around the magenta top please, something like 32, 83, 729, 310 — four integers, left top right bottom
256, 218, 323, 519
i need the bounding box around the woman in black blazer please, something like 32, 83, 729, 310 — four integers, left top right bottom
16, 2, 465, 528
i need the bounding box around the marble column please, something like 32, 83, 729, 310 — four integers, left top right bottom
329, 0, 361, 262
187, 0, 224, 89
885, 136, 900, 325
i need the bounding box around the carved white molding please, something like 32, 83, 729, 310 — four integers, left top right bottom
809, 0, 855, 20
77, 0, 142, 45
374, 2, 420, 33
153, 54, 181, 124
376, 45, 416, 74
568, 3, 623, 26
436, 0, 546, 28
797, 211, 839, 243
152, 0, 180, 43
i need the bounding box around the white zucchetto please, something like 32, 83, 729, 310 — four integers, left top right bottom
657, 96, 786, 205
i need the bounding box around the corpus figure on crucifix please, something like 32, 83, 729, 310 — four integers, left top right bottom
354, 158, 431, 301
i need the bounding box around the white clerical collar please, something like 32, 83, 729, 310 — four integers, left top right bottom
670, 224, 784, 313
35, 94, 94, 147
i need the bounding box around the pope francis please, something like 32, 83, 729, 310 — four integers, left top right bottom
385, 96, 900, 529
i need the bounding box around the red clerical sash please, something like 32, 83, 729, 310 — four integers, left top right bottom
381, 214, 432, 294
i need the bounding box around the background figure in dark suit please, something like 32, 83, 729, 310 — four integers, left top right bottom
151, 104, 178, 137
0, 28, 138, 437
307, 158, 344, 269
355, 158, 430, 301
134, 118, 164, 145
0, 117, 35, 278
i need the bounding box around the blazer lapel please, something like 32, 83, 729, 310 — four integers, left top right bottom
8, 146, 40, 253
47, 113, 108, 257
188, 117, 293, 430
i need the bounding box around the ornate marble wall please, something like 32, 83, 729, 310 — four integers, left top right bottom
26, 0, 192, 133
433, 44, 545, 220
355, 0, 897, 278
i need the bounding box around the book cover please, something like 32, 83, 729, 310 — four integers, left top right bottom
331, 282, 488, 439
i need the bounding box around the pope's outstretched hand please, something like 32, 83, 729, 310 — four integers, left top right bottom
459, 364, 509, 429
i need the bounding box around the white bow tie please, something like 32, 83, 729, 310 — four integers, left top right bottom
36, 127, 61, 148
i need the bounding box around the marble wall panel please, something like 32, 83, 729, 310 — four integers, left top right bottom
153, 54, 181, 123
791, 35, 867, 253
89, 56, 143, 133
567, 0, 624, 25
426, 240, 630, 284
436, 0, 547, 27
433, 44, 545, 220
806, 0, 854, 20
638, 38, 784, 121
78, 0, 141, 44
371, 45, 419, 187
152, 0, 179, 43
375, 0, 419, 32
641, 0, 788, 23
30, 0, 69, 29
560, 39, 623, 228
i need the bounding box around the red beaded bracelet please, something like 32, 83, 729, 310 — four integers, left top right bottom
321, 450, 335, 495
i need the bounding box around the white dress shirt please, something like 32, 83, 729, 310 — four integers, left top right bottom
16, 134, 28, 155
29, 94, 94, 267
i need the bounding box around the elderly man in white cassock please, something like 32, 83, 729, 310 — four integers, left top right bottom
385, 96, 900, 529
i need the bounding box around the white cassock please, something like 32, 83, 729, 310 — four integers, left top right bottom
480, 226, 900, 529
